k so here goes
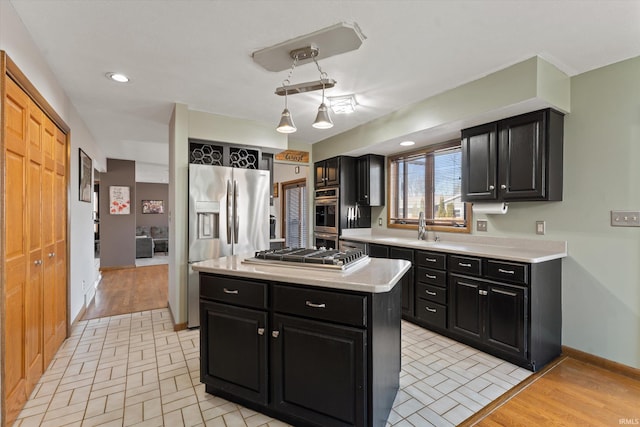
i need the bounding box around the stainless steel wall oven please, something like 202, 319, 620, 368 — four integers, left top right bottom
314, 188, 339, 234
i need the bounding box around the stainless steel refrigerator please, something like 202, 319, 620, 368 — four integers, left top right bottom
187, 164, 270, 327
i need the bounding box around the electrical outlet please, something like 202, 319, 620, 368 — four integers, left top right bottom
476, 220, 487, 232
611, 210, 640, 227
536, 220, 546, 235
378, 218, 382, 226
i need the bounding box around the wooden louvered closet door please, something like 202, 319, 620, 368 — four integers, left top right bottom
3, 76, 68, 425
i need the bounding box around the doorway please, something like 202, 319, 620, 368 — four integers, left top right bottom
281, 178, 308, 248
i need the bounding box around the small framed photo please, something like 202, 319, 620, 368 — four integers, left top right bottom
109, 186, 130, 215
142, 200, 164, 214
79, 149, 92, 203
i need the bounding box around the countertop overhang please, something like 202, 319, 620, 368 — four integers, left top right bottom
192, 254, 411, 293
341, 235, 567, 263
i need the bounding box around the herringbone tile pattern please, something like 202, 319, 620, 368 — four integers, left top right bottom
13, 309, 531, 426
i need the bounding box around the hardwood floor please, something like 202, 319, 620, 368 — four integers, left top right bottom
462, 356, 640, 426
83, 264, 167, 320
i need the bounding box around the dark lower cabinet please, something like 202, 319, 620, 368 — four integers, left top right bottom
390, 247, 414, 318
355, 241, 560, 372
200, 273, 403, 427
200, 301, 268, 405
272, 314, 366, 427
449, 275, 527, 360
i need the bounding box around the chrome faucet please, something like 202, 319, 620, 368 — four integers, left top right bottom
418, 211, 426, 240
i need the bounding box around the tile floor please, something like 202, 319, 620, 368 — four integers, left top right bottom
13, 309, 531, 427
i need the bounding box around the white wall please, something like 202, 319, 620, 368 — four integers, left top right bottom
1, 0, 107, 344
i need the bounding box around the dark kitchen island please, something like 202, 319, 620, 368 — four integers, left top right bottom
192, 253, 411, 427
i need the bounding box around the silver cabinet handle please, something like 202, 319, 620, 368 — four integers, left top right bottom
257, 328, 265, 336
458, 263, 472, 267
501, 184, 507, 189
33, 260, 42, 265
426, 306, 437, 313
425, 258, 437, 263
223, 288, 238, 294
425, 273, 437, 280
478, 290, 488, 296
426, 290, 437, 296
498, 268, 515, 274
272, 331, 280, 338
48, 252, 55, 258
489, 185, 495, 190
305, 301, 326, 309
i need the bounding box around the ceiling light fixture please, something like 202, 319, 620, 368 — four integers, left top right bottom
106, 72, 130, 83
275, 46, 335, 133
328, 94, 358, 114
400, 141, 416, 146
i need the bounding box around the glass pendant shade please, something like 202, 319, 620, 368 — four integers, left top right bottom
312, 103, 333, 129
276, 108, 297, 133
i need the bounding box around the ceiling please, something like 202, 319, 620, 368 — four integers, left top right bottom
9, 0, 640, 181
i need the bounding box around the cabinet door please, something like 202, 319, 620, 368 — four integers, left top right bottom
449, 275, 482, 340
486, 283, 527, 358
325, 156, 340, 187
391, 247, 415, 318
272, 314, 366, 427
461, 122, 498, 201
498, 110, 545, 200
368, 243, 389, 258
356, 155, 370, 205
314, 160, 326, 187
200, 301, 268, 405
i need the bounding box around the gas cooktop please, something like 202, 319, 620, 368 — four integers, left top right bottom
242, 247, 369, 270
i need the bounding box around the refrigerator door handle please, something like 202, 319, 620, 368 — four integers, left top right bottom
226, 179, 233, 243
233, 179, 239, 244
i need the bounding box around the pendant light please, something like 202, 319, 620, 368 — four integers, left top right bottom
276, 88, 297, 134
312, 78, 333, 129
273, 46, 338, 133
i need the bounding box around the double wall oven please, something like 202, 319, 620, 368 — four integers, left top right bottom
314, 187, 339, 249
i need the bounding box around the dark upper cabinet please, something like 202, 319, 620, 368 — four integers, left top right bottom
356, 154, 385, 206
315, 156, 340, 188
461, 123, 498, 200
461, 108, 564, 202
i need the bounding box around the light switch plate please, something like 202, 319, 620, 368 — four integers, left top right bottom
611, 210, 640, 227
536, 220, 546, 235
476, 220, 487, 232
378, 218, 382, 226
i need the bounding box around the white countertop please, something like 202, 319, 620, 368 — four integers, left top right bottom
340, 234, 567, 263
192, 254, 411, 294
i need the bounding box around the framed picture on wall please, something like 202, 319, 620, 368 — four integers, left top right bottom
142, 200, 164, 214
79, 149, 92, 203
109, 186, 130, 214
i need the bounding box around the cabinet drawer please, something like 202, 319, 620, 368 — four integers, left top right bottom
415, 251, 446, 270
415, 283, 447, 305
485, 260, 529, 284
273, 285, 367, 327
415, 300, 447, 329
449, 255, 482, 276
416, 267, 446, 286
200, 275, 267, 309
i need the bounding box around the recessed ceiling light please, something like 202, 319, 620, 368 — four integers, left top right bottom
400, 141, 415, 146
106, 72, 130, 83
